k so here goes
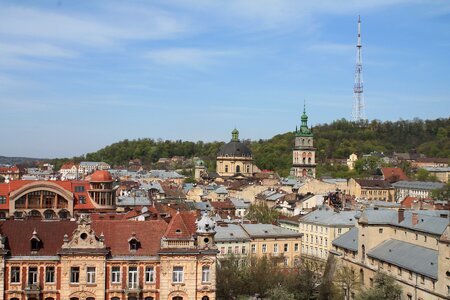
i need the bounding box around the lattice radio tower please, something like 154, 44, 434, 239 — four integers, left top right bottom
352, 15, 366, 122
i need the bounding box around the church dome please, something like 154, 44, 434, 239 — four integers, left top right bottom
90, 170, 113, 182
196, 214, 216, 233
217, 129, 252, 157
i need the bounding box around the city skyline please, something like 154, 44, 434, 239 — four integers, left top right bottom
1, 0, 449, 158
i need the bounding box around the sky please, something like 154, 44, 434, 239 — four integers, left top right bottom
1, 0, 449, 158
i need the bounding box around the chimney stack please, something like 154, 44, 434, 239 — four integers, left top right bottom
412, 212, 419, 226
398, 208, 405, 223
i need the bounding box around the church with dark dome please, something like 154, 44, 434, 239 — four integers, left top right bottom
216, 129, 258, 177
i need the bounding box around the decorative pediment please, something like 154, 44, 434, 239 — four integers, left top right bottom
61, 217, 105, 250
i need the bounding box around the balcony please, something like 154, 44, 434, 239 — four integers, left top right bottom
24, 284, 40, 295
125, 283, 141, 295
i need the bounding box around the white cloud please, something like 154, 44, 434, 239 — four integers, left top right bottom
144, 48, 237, 69
0, 5, 191, 47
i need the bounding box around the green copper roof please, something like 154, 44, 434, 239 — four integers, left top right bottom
295, 104, 313, 137
231, 128, 239, 141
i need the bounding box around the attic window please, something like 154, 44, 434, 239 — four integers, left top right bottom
31, 238, 40, 251
264, 230, 268, 234
128, 235, 140, 251
175, 229, 182, 234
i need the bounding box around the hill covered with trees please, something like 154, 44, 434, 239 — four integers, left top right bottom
53, 118, 449, 176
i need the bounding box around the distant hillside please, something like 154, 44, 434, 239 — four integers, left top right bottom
0, 156, 45, 166
55, 118, 449, 176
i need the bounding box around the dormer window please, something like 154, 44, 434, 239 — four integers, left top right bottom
175, 229, 181, 234
128, 234, 140, 251
30, 230, 41, 251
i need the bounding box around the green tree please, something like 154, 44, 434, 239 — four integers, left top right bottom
334, 265, 360, 300
415, 168, 438, 182
357, 272, 402, 300
246, 202, 280, 224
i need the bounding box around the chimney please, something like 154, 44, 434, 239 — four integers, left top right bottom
412, 212, 419, 226
398, 208, 405, 223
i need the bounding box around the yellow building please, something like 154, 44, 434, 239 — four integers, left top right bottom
0, 212, 218, 300
216, 129, 257, 177
296, 206, 356, 261
348, 178, 395, 202
215, 223, 303, 267
332, 208, 450, 300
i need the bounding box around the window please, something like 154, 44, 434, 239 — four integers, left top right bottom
294, 243, 299, 252
0, 196, 6, 204
28, 267, 38, 285
242, 246, 246, 254
79, 196, 86, 204
338, 228, 342, 234
145, 266, 155, 283
111, 266, 120, 284
398, 267, 402, 276
46, 266, 55, 283
172, 266, 183, 283
11, 266, 20, 283
234, 246, 239, 254
70, 267, 80, 283
409, 271, 413, 280
74, 186, 85, 192
225, 165, 229, 172
379, 228, 383, 234
128, 266, 138, 288
202, 296, 210, 300
31, 238, 40, 251
284, 258, 288, 267
202, 265, 210, 283
86, 267, 96, 284
251, 244, 256, 253
407, 294, 412, 300
129, 238, 139, 251
284, 244, 288, 252
369, 278, 373, 287
227, 246, 232, 254
262, 244, 267, 253
273, 244, 278, 253
420, 275, 425, 284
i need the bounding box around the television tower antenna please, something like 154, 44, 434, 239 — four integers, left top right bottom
352, 15, 366, 122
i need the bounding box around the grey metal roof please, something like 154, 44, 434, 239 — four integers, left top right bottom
358, 209, 449, 235
230, 198, 250, 209
141, 182, 164, 193
423, 167, 450, 172
300, 206, 357, 227
332, 227, 358, 252
214, 186, 228, 194
367, 239, 438, 279
215, 224, 251, 242
194, 201, 212, 212
266, 192, 286, 201
217, 140, 252, 157
392, 181, 445, 190
149, 170, 184, 179
241, 224, 302, 238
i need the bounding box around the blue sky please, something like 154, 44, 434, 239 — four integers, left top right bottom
1, 0, 449, 158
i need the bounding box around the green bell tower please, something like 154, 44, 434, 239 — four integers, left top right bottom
292, 104, 316, 178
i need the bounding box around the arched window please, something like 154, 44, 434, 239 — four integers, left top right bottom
246, 165, 250, 173
58, 210, 69, 219
361, 245, 366, 262
29, 210, 42, 218
173, 297, 183, 300
70, 298, 79, 300
111, 297, 120, 300
44, 210, 56, 220
303, 157, 306, 164
202, 265, 210, 283
128, 297, 137, 300
86, 298, 95, 300
308, 158, 311, 164
202, 297, 210, 300
144, 298, 154, 300
45, 298, 55, 300
236, 165, 241, 173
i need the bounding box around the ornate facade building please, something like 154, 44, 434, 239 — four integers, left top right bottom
216, 129, 257, 177
0, 212, 217, 300
292, 107, 316, 178
0, 170, 116, 220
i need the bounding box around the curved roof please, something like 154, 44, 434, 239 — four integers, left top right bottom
90, 170, 113, 182
217, 141, 252, 157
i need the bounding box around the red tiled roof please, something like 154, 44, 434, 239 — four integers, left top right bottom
210, 200, 235, 210
401, 196, 416, 208
0, 219, 78, 256
60, 162, 78, 170
90, 170, 113, 182
92, 220, 168, 256
164, 211, 192, 239
381, 167, 408, 182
